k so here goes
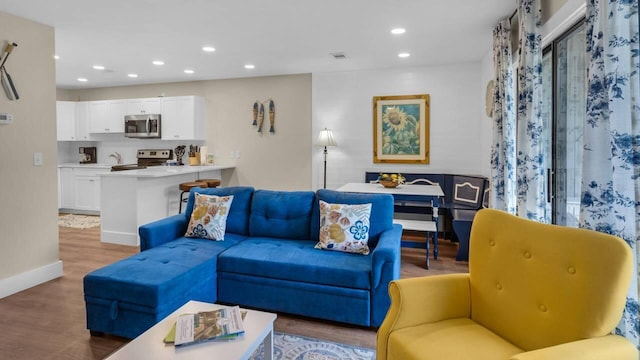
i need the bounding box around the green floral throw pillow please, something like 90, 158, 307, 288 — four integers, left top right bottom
185, 193, 234, 240
315, 200, 372, 255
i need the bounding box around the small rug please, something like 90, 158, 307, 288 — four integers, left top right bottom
58, 214, 100, 229
250, 332, 375, 360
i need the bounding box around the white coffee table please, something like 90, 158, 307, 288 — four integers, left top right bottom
105, 300, 277, 360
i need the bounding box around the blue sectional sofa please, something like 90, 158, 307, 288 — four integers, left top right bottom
83, 187, 401, 339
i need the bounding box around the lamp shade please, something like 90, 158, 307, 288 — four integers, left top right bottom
317, 128, 337, 147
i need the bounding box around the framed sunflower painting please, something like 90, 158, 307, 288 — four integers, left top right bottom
373, 94, 430, 164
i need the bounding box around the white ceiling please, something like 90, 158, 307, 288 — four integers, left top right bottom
0, 0, 514, 89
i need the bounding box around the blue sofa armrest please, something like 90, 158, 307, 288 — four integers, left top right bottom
370, 223, 402, 326
138, 214, 188, 251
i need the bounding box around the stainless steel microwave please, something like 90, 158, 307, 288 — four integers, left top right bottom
124, 114, 161, 138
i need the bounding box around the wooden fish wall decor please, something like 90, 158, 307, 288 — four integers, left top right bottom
252, 102, 259, 126
257, 103, 265, 132
268, 100, 275, 133
251, 99, 275, 133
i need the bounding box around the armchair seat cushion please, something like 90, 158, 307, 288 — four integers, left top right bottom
218, 237, 372, 289
388, 318, 522, 360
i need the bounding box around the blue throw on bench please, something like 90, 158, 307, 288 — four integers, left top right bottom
83, 187, 401, 338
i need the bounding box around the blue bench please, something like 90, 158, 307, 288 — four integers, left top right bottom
365, 172, 488, 262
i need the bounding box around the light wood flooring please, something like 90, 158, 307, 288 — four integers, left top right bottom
0, 224, 468, 359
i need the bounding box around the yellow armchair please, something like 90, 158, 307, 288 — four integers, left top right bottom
377, 209, 637, 360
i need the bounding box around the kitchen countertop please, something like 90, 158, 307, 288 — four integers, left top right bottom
100, 164, 235, 178
58, 163, 113, 169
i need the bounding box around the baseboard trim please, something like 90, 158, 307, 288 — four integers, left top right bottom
101, 230, 139, 247
0, 260, 64, 299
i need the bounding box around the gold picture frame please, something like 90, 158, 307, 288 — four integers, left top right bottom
373, 94, 430, 164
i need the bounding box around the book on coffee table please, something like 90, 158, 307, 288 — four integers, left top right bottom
164, 306, 245, 346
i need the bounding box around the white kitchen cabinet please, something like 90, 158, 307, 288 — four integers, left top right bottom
75, 102, 91, 140
89, 101, 107, 133
161, 96, 205, 140
126, 97, 162, 115
75, 175, 101, 211
106, 100, 127, 132
57, 101, 93, 141
56, 101, 77, 140
89, 100, 125, 133
59, 167, 76, 208
59, 167, 110, 212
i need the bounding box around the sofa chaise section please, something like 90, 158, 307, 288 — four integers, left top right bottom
83, 186, 255, 339
83, 237, 243, 339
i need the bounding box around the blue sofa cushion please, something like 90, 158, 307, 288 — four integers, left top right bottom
217, 237, 372, 290
312, 189, 394, 248
184, 186, 254, 236
249, 190, 315, 239
84, 235, 246, 310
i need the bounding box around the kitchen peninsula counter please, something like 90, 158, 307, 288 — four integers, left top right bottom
58, 163, 113, 169
99, 164, 235, 246
101, 164, 235, 178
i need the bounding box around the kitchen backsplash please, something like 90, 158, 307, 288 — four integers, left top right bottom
58, 138, 206, 165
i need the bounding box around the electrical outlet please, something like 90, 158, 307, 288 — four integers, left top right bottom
235, 151, 240, 159
230, 151, 235, 159
33, 152, 43, 166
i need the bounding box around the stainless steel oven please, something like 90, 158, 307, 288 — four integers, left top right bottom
124, 114, 161, 138
110, 149, 172, 171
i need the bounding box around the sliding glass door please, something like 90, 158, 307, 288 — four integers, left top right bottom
541, 20, 586, 226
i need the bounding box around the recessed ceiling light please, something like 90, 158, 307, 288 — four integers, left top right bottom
77, 78, 88, 82
152, 60, 165, 66
127, 73, 138, 78
391, 28, 406, 35
54, 55, 60, 60
184, 69, 194, 74
202, 46, 216, 52
244, 64, 255, 69
330, 52, 347, 59
92, 65, 105, 70
398, 52, 411, 58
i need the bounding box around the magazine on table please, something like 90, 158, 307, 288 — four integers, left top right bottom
163, 306, 245, 346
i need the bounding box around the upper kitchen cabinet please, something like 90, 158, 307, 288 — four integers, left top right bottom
126, 97, 162, 115
75, 102, 91, 140
89, 100, 125, 133
161, 96, 205, 140
56, 101, 76, 140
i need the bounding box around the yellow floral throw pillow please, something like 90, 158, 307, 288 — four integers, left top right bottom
315, 200, 372, 255
185, 193, 234, 240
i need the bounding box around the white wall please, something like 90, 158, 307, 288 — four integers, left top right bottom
312, 63, 489, 190
0, 11, 61, 297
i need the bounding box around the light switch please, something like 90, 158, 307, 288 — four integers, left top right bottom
34, 152, 43, 166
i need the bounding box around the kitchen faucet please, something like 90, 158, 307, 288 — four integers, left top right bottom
109, 152, 122, 164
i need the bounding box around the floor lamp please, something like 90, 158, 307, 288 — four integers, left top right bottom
317, 128, 337, 189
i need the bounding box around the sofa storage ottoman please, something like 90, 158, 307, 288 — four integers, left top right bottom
83, 237, 243, 339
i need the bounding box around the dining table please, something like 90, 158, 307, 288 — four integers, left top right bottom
336, 182, 444, 268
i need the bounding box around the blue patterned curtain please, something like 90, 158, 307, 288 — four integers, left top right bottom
516, 0, 549, 223
582, 0, 639, 346
491, 19, 517, 214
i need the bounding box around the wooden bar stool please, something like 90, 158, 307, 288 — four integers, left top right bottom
195, 178, 221, 188
179, 181, 208, 213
